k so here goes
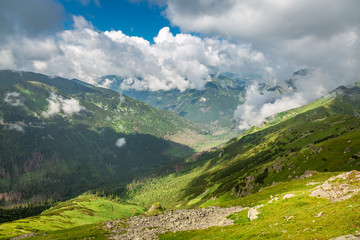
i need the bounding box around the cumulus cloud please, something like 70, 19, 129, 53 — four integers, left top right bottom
234, 69, 336, 129
42, 92, 85, 117
162, 0, 360, 84
234, 84, 305, 130
1, 0, 359, 131
0, 15, 271, 92
142, 0, 360, 129
164, 0, 360, 42
4, 91, 23, 106
115, 138, 126, 148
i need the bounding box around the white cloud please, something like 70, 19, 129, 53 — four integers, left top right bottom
153, 27, 175, 43
0, 49, 15, 69
42, 92, 84, 117
115, 138, 126, 148
234, 69, 335, 129
1, 1, 359, 131
0, 16, 271, 92
147, 0, 360, 130
33, 60, 48, 71
161, 0, 360, 87
164, 0, 360, 43
61, 97, 84, 115
234, 88, 306, 130
97, 78, 113, 89
4, 91, 23, 106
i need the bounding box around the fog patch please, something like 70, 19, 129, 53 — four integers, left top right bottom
4, 92, 23, 106
115, 138, 126, 148
234, 70, 331, 130
0, 119, 27, 133
42, 92, 85, 117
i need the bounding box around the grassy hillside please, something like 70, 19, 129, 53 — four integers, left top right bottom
122, 85, 360, 209
1, 80, 360, 239
0, 70, 203, 205
161, 171, 360, 239
0, 193, 144, 239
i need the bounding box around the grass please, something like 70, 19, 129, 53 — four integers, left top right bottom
123, 88, 360, 212
160, 172, 360, 240
124, 167, 207, 209
124, 109, 360, 210
2, 75, 360, 239
0, 194, 144, 239
200, 172, 336, 208
25, 223, 110, 240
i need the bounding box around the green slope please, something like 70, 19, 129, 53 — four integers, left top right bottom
2, 84, 360, 239
0, 70, 202, 205
122, 85, 360, 209
161, 171, 360, 240
0, 193, 144, 239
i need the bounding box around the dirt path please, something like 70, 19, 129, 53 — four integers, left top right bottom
104, 206, 247, 240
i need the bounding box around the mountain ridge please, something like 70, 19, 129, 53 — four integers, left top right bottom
0, 73, 359, 239
0, 70, 203, 205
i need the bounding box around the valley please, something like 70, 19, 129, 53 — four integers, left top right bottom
0, 71, 359, 239
0, 70, 205, 206
94, 74, 247, 135
1, 0, 359, 239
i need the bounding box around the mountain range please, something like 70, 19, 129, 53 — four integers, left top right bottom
0, 70, 359, 239
94, 74, 247, 135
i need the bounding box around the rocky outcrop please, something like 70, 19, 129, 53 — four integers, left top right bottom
105, 206, 246, 240
247, 205, 263, 221
309, 171, 360, 202
283, 193, 295, 199
331, 234, 360, 240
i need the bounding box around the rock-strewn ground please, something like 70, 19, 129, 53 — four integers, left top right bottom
309, 171, 360, 201
104, 206, 247, 240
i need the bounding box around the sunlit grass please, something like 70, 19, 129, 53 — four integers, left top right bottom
0, 194, 144, 239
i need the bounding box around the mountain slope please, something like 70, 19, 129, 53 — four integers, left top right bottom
160, 171, 360, 240
96, 75, 247, 134
0, 70, 203, 205
122, 85, 360, 209
0, 193, 144, 239
1, 85, 360, 239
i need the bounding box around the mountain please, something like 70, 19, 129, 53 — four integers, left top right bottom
123, 85, 360, 209
0, 70, 204, 205
95, 75, 247, 135
1, 82, 359, 239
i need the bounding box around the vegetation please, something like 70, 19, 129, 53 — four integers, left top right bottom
161, 172, 360, 239
97, 74, 247, 134
0, 70, 202, 205
122, 86, 360, 210
0, 203, 52, 223
0, 193, 144, 239
1, 70, 360, 239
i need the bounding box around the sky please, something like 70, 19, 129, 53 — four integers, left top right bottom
0, 0, 359, 129
59, 0, 180, 41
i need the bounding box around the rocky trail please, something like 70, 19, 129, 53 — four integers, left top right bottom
104, 206, 247, 240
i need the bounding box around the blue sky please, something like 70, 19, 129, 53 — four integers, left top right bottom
59, 0, 179, 42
